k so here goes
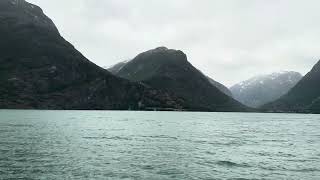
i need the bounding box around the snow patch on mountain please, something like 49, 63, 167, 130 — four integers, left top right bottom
230, 71, 303, 108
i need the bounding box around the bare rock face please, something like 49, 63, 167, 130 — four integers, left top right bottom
0, 0, 185, 110
109, 47, 249, 112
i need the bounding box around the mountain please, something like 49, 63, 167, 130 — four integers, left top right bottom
230, 71, 302, 108
108, 61, 233, 97
107, 60, 128, 74
263, 61, 320, 113
0, 0, 186, 110
205, 76, 233, 97
109, 47, 248, 112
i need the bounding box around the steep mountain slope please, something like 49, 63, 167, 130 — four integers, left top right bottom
206, 76, 233, 97
0, 0, 185, 110
230, 71, 302, 108
110, 47, 248, 112
263, 61, 320, 113
108, 60, 233, 97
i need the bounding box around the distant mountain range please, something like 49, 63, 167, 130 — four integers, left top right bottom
108, 47, 248, 112
230, 71, 302, 108
263, 61, 320, 113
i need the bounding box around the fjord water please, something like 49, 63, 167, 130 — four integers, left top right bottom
0, 111, 319, 179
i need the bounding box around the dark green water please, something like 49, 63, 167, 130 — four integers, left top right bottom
0, 110, 319, 179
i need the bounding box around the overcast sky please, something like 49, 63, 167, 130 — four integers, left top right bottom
28, 0, 320, 86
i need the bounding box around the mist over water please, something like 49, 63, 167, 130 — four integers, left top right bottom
0, 110, 319, 179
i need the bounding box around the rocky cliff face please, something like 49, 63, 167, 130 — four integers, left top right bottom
0, 0, 185, 110
110, 47, 248, 112
230, 71, 302, 108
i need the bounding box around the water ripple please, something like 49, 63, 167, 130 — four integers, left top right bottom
0, 110, 319, 179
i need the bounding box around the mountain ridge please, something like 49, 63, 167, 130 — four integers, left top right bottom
108, 58, 233, 97
109, 47, 249, 112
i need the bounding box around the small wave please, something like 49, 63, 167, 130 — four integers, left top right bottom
118, 118, 130, 122
0, 123, 33, 128
262, 139, 288, 143
82, 136, 132, 141
260, 166, 319, 173
205, 151, 216, 155
96, 116, 108, 119
294, 168, 320, 172
156, 168, 184, 176
287, 159, 314, 163
216, 161, 250, 168
108, 128, 125, 132
141, 135, 178, 140
145, 119, 156, 122
0, 129, 12, 133
277, 152, 296, 158
140, 165, 155, 170
254, 151, 296, 158
259, 166, 281, 171
192, 140, 208, 144
253, 152, 272, 157
208, 141, 244, 146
